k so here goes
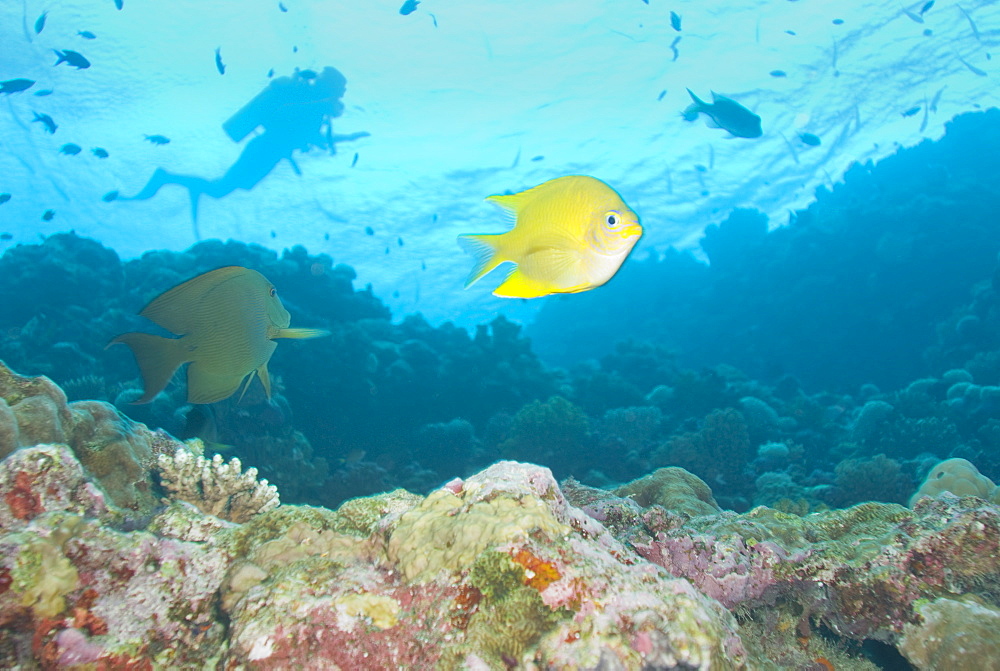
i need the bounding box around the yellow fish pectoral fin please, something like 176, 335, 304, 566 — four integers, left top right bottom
458, 234, 506, 288
186, 362, 247, 404
106, 332, 189, 404
273, 328, 330, 340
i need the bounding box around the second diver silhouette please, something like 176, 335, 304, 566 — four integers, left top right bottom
123, 66, 369, 239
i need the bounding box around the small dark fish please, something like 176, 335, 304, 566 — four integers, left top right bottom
901, 106, 921, 117
929, 86, 945, 112
53, 49, 91, 69
114, 0, 123, 9
144, 134, 170, 145
0, 233, 12, 241
429, 12, 438, 27
0, 194, 11, 205
920, 1, 934, 14
832, 18, 844, 25
655, 90, 666, 102
32, 111, 57, 134
102, 190, 119, 202
670, 11, 681, 31
270, 230, 276, 238
33, 89, 53, 96
385, 247, 390, 255
957, 56, 987, 77
78, 30, 97, 39
0, 78, 35, 94
351, 152, 359, 167
769, 70, 787, 77
399, 0, 419, 15
364, 226, 374, 236
215, 48, 225, 75
92, 147, 109, 158
267, 68, 274, 78
923, 28, 933, 36
292, 45, 297, 53
531, 155, 544, 162
279, 2, 287, 10
59, 143, 82, 155
324, 232, 330, 241
670, 36, 681, 61
421, 261, 426, 271
785, 30, 796, 36
431, 213, 437, 222
902, 8, 924, 24
957, 5, 981, 43
42, 209, 55, 221
798, 132, 821, 146
683, 89, 762, 138
35, 11, 47, 34
397, 237, 404, 247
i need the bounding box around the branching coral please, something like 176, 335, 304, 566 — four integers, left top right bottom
157, 448, 279, 524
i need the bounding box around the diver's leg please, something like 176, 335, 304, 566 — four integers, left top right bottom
120, 167, 170, 200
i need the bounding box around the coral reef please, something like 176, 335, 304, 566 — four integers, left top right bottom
157, 447, 280, 524
0, 447, 750, 669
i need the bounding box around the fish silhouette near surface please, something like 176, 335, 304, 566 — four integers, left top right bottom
215, 48, 226, 75
59, 143, 82, 155
0, 78, 35, 94
32, 112, 57, 133
108, 266, 330, 404
53, 49, 91, 69
683, 89, 762, 138
78, 30, 97, 39
92, 147, 109, 158
144, 134, 171, 145
458, 175, 642, 299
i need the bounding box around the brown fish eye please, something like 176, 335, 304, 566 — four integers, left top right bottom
606, 213, 619, 226
269, 287, 277, 297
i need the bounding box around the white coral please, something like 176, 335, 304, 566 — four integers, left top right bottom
157, 448, 279, 524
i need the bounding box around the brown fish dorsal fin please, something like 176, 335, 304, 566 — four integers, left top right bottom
140, 266, 251, 334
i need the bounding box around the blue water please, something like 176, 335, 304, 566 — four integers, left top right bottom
0, 0, 997, 493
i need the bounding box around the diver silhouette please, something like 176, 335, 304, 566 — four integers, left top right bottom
124, 66, 369, 239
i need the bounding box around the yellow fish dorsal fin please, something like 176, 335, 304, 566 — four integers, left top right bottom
140, 266, 254, 334
485, 192, 528, 220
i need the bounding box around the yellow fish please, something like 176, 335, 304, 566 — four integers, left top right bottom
108, 266, 328, 404
458, 175, 642, 298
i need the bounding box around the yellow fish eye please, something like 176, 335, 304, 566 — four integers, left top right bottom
605, 212, 620, 227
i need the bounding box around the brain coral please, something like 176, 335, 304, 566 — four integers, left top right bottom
909, 457, 1000, 507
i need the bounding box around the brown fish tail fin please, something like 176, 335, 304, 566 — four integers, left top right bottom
273, 327, 330, 339
458, 234, 505, 288
682, 88, 704, 122
106, 332, 188, 404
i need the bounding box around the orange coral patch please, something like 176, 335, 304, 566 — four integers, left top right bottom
510, 549, 561, 591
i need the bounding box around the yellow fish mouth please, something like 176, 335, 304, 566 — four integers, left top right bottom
616, 222, 643, 239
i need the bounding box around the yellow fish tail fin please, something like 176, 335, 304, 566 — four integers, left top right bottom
106, 332, 189, 404
458, 234, 505, 288
493, 268, 556, 299
273, 327, 330, 339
